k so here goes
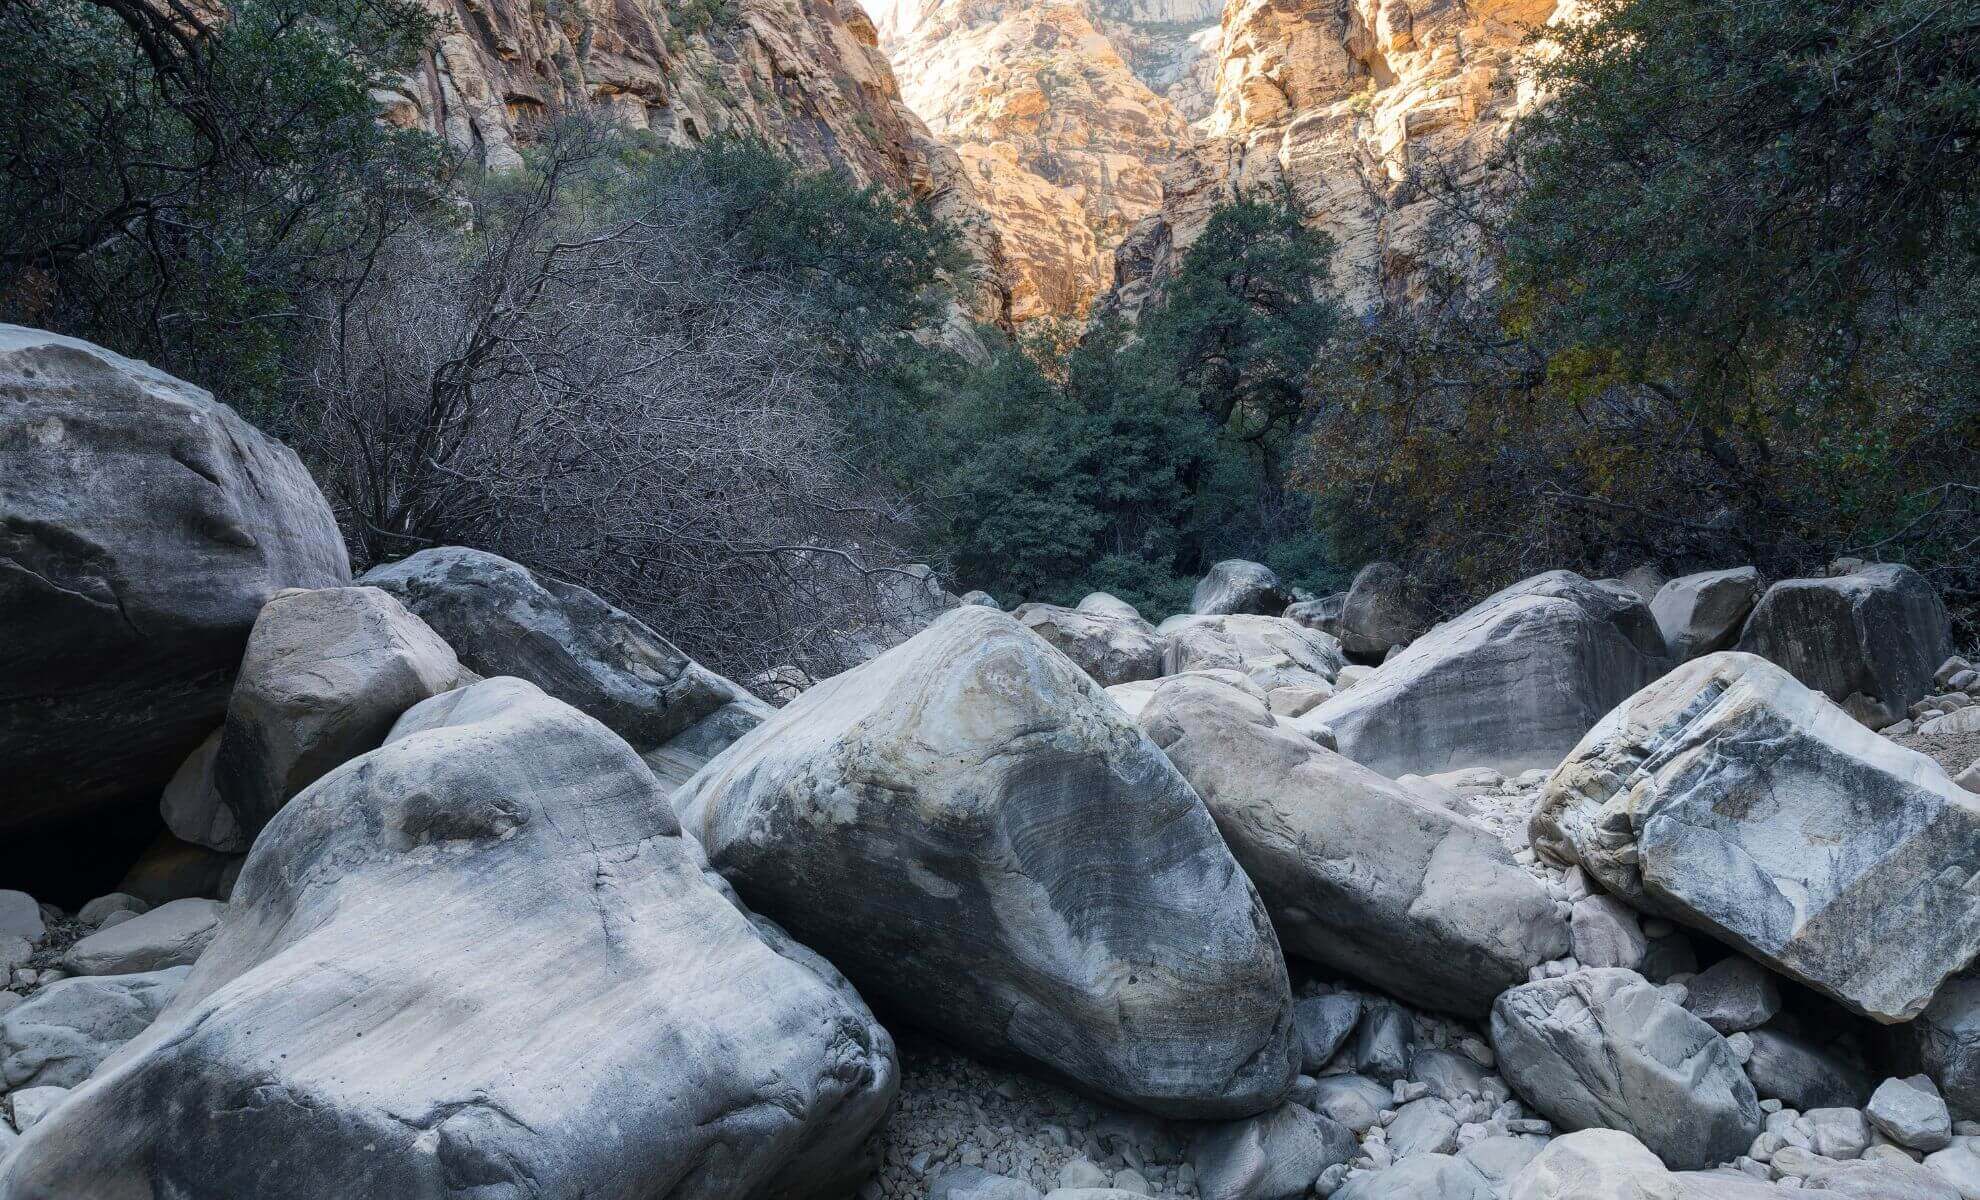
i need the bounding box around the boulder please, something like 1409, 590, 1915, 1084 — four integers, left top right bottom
638, 691, 774, 791
362, 546, 731, 754
4, 1089, 65, 1135
1389, 1097, 1462, 1156
1336, 1155, 1494, 1200
168, 586, 470, 851
1684, 958, 1783, 1035
1137, 674, 1566, 1016
1350, 1001, 1415, 1082
1532, 652, 1980, 1022
1743, 1027, 1874, 1110
959, 590, 1001, 609
1300, 1074, 1392, 1133
1490, 968, 1762, 1170
1652, 568, 1764, 661
60, 899, 223, 976
1869, 1075, 1954, 1152
1191, 560, 1290, 617
1284, 594, 1345, 639
0, 968, 186, 1090
1339, 563, 1429, 660
1411, 1048, 1499, 1104
0, 325, 350, 837
1736, 564, 1952, 724
0, 677, 897, 1198
1190, 1104, 1357, 1200
1160, 615, 1347, 692
1077, 593, 1141, 621
73, 894, 144, 928
677, 606, 1298, 1118
1507, 1129, 1788, 1199
1293, 993, 1362, 1073
1570, 895, 1648, 972
931, 1167, 1046, 1200
1294, 571, 1669, 777
1901, 973, 1980, 1118
1011, 603, 1167, 686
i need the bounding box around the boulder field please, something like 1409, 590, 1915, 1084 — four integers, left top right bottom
4, 327, 1980, 1199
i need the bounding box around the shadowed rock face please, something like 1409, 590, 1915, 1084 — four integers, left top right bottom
677, 606, 1299, 1119
0, 326, 350, 838
0, 677, 897, 1200
1736, 563, 1952, 722
1137, 674, 1566, 1017
1533, 652, 1980, 1024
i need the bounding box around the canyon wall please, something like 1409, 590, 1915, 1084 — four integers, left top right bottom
873, 0, 1201, 322
1112, 0, 1576, 316
377, 0, 1010, 322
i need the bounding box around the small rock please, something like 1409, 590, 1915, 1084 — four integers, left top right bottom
1351, 1003, 1414, 1084
61, 898, 224, 976
6, 1085, 68, 1132
1295, 993, 1363, 1074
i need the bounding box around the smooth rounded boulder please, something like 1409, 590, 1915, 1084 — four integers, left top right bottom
169, 585, 471, 851
1532, 652, 1980, 1022
0, 968, 186, 1090
1137, 674, 1566, 1016
0, 677, 897, 1199
1294, 571, 1669, 778
1011, 602, 1167, 686
0, 325, 350, 837
1491, 969, 1761, 1171
676, 606, 1298, 1119
1651, 567, 1763, 661
1736, 563, 1951, 725
1191, 560, 1291, 617
361, 546, 733, 755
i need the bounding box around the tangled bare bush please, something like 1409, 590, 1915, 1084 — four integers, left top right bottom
288, 127, 936, 682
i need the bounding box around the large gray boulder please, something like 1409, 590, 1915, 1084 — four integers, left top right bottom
1137, 674, 1566, 1016
1736, 564, 1952, 724
1191, 560, 1290, 616
0, 325, 350, 837
1901, 973, 1980, 1118
1160, 615, 1347, 692
0, 968, 186, 1090
361, 546, 732, 755
1293, 571, 1669, 777
1284, 594, 1345, 640
1339, 562, 1429, 660
1490, 968, 1762, 1170
1337, 1155, 1494, 1200
1652, 568, 1764, 661
1532, 652, 1980, 1023
1011, 602, 1167, 686
1744, 1026, 1875, 1111
1507, 1130, 1783, 1199
677, 606, 1298, 1119
167, 585, 470, 851
0, 677, 896, 1199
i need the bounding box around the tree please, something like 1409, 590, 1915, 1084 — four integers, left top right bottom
0, 0, 448, 410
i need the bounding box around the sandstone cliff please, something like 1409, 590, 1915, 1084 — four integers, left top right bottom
873, 0, 1199, 321
1113, 0, 1575, 316
376, 0, 1010, 322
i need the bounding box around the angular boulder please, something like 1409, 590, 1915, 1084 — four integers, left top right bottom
0, 968, 186, 1090
1191, 560, 1290, 617
1508, 1130, 1779, 1199
60, 898, 223, 976
1160, 615, 1347, 692
1744, 1026, 1874, 1111
1736, 564, 1952, 723
0, 677, 896, 1199
1293, 571, 1669, 777
0, 325, 350, 836
168, 585, 470, 851
1532, 652, 1980, 1022
1652, 568, 1764, 661
1077, 592, 1142, 621
1339, 562, 1429, 660
1492, 969, 1761, 1171
1190, 1103, 1357, 1200
677, 606, 1298, 1118
1138, 674, 1566, 1016
361, 546, 731, 754
1011, 602, 1167, 686
1902, 972, 1980, 1118
1284, 594, 1345, 639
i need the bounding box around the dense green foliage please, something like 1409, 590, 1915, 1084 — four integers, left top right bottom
934, 196, 1345, 614
1302, 0, 1980, 633
0, 0, 448, 413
